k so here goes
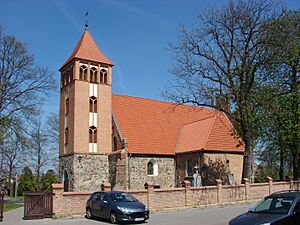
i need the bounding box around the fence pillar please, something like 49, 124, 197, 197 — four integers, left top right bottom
145, 182, 154, 210
243, 178, 250, 201
216, 179, 222, 204
101, 183, 112, 192
267, 177, 273, 194
182, 180, 191, 206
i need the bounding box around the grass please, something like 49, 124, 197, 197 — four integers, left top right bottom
6, 196, 25, 201
3, 203, 23, 212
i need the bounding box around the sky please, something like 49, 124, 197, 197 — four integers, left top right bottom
1, 0, 300, 117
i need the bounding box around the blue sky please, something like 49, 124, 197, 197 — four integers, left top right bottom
1, 0, 299, 117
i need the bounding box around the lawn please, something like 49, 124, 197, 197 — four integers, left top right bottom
3, 203, 23, 212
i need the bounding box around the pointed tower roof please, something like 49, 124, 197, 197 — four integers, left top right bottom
60, 30, 112, 69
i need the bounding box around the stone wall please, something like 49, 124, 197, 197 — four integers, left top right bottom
129, 155, 175, 189
59, 154, 110, 192
52, 178, 300, 217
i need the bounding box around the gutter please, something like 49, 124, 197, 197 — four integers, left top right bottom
128, 153, 132, 190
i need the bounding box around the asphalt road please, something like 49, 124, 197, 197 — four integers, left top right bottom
3, 202, 254, 225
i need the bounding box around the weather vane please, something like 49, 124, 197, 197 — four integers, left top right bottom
85, 12, 88, 30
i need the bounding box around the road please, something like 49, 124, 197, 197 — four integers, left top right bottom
2, 202, 254, 225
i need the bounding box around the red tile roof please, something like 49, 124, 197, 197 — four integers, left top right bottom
61, 30, 112, 69
112, 94, 244, 155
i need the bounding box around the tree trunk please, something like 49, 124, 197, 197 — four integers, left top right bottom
279, 146, 284, 180
293, 151, 300, 180
242, 137, 254, 182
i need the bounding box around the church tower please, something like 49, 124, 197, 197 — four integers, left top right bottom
59, 28, 113, 192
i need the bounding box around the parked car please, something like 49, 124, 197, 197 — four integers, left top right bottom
86, 191, 150, 224
229, 190, 300, 225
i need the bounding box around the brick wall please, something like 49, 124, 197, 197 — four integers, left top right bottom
52, 179, 300, 217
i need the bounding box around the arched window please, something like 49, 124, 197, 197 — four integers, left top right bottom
65, 98, 69, 115
90, 67, 97, 83
80, 65, 87, 81
89, 96, 97, 113
70, 67, 73, 81
147, 160, 158, 176
100, 69, 108, 84
147, 161, 154, 175
65, 128, 69, 144
89, 126, 97, 143
63, 170, 69, 192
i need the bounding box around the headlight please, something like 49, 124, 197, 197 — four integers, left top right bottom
117, 206, 130, 213
259, 223, 271, 225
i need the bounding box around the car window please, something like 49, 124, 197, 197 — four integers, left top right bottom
102, 193, 109, 203
250, 196, 295, 214
110, 192, 137, 202
92, 193, 102, 201
253, 198, 272, 212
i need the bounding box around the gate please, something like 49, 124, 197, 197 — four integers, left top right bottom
0, 193, 3, 222
23, 191, 54, 220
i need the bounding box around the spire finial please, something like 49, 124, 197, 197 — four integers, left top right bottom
85, 12, 89, 30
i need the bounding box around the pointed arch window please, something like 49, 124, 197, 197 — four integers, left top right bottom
89, 126, 97, 143
63, 170, 69, 192
65, 128, 69, 144
70, 66, 73, 81
100, 69, 108, 84
80, 65, 87, 81
89, 96, 97, 113
147, 160, 158, 176
90, 67, 98, 83
65, 98, 69, 115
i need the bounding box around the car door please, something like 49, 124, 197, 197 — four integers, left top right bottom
100, 193, 111, 219
91, 193, 103, 217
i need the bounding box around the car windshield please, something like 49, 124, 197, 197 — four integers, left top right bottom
110, 192, 138, 202
249, 196, 295, 214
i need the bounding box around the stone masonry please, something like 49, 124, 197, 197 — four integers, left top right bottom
129, 155, 175, 189
59, 154, 109, 192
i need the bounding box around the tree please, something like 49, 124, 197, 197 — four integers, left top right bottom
2, 128, 24, 196
0, 26, 56, 141
165, 0, 281, 182
256, 10, 300, 180
41, 170, 58, 190
28, 116, 58, 190
17, 166, 36, 195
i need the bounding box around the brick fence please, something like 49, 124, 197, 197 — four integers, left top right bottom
52, 178, 300, 217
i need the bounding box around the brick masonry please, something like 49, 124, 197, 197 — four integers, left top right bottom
52, 179, 300, 217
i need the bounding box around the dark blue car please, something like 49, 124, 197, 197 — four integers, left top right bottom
86, 191, 149, 224
229, 191, 300, 225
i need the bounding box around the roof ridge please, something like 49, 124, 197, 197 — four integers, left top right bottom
112, 93, 215, 112
182, 113, 217, 126
202, 114, 218, 149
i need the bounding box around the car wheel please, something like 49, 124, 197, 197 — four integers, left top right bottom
86, 207, 93, 219
110, 211, 118, 224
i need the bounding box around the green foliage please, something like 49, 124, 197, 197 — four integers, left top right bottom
254, 9, 300, 180
41, 170, 58, 190
17, 166, 36, 195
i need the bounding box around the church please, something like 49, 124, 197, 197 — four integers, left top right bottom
59, 28, 245, 192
